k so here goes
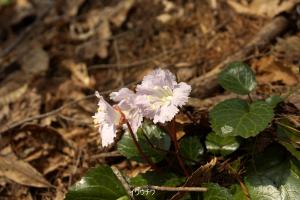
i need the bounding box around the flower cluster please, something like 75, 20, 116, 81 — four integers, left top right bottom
93, 68, 191, 147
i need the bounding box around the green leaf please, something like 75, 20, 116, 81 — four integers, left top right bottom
230, 184, 247, 200
130, 171, 184, 187
65, 165, 127, 200
205, 132, 241, 156
130, 171, 185, 200
265, 95, 283, 108
218, 62, 257, 95
117, 122, 171, 163
117, 196, 130, 200
180, 136, 204, 165
243, 145, 300, 200
209, 99, 274, 138
277, 123, 300, 160
202, 183, 233, 200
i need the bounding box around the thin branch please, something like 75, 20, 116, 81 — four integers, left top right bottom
111, 166, 136, 200
134, 185, 207, 192
2, 81, 138, 134
68, 149, 83, 187
88, 50, 177, 70
90, 151, 122, 160
247, 94, 253, 103
140, 129, 197, 163
126, 122, 157, 170
169, 120, 189, 177
2, 94, 95, 133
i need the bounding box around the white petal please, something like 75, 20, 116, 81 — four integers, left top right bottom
137, 69, 176, 93
100, 124, 117, 147
135, 95, 156, 119
172, 82, 191, 107
118, 101, 143, 134
128, 109, 143, 133
110, 88, 135, 102
136, 68, 190, 123
94, 93, 121, 125
153, 104, 179, 124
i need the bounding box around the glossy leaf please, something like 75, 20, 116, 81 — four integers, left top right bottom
117, 122, 171, 163
65, 165, 127, 200
243, 145, 300, 200
205, 132, 241, 156
218, 62, 256, 95
180, 136, 204, 165
209, 99, 274, 138
202, 183, 233, 200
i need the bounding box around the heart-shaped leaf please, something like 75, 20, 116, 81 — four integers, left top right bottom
65, 165, 127, 200
117, 121, 171, 163
241, 145, 300, 200
202, 183, 233, 200
218, 62, 256, 95
179, 136, 204, 165
209, 99, 274, 138
205, 132, 241, 156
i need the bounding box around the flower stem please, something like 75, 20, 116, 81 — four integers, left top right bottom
247, 94, 253, 103
125, 121, 157, 170
169, 120, 189, 177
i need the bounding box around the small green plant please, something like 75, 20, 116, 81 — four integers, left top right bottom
65, 63, 300, 200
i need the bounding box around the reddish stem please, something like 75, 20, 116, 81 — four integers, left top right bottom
126, 121, 157, 170
169, 120, 189, 177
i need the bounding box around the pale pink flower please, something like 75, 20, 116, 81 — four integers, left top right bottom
93, 92, 122, 147
136, 69, 191, 123
110, 88, 143, 134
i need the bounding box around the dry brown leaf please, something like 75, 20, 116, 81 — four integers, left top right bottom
20, 46, 49, 76
109, 0, 135, 27
0, 154, 52, 188
72, 0, 134, 59
157, 0, 184, 24
253, 56, 299, 85
96, 20, 111, 59
227, 0, 300, 17
56, 0, 85, 17
42, 154, 71, 175
0, 80, 28, 107
11, 0, 34, 25
0, 89, 41, 133
124, 165, 152, 178
61, 60, 92, 87
274, 34, 300, 64
289, 90, 300, 110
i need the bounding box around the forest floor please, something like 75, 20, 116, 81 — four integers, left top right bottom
0, 0, 300, 199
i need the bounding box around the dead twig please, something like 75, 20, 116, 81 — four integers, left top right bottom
170, 157, 217, 200
189, 15, 290, 97
90, 151, 122, 160
88, 50, 177, 70
2, 81, 138, 134
2, 94, 95, 134
111, 166, 136, 200
134, 185, 207, 192
68, 149, 83, 187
